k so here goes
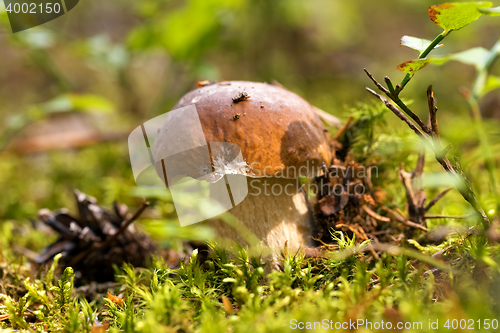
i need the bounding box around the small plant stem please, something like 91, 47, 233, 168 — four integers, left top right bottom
384, 77, 397, 97
464, 92, 499, 214
366, 86, 490, 228
333, 115, 354, 140
398, 32, 448, 92
365, 70, 431, 133
465, 40, 500, 215
393, 94, 431, 134
472, 40, 500, 100
365, 88, 428, 138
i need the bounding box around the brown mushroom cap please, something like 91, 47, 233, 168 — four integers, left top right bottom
153, 81, 332, 181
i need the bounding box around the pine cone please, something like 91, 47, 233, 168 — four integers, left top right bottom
36, 190, 157, 284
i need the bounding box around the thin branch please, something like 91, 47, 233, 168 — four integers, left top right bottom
96, 200, 150, 249
413, 152, 425, 178
365, 69, 431, 134
427, 85, 440, 138
391, 95, 431, 135
382, 205, 428, 230
384, 76, 398, 97
365, 72, 490, 228
403, 220, 428, 231
399, 153, 427, 226
366, 88, 428, 139
68, 200, 150, 267
398, 32, 448, 91
362, 205, 391, 223
333, 115, 354, 140
364, 68, 391, 95
382, 207, 406, 223
12, 244, 40, 261
424, 214, 472, 219
425, 187, 452, 212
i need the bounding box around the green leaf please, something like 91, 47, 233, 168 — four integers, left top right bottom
479, 6, 500, 15
41, 94, 115, 114
396, 59, 430, 73
397, 47, 490, 73
482, 75, 500, 95
448, 47, 490, 69
400, 36, 444, 53
428, 2, 492, 33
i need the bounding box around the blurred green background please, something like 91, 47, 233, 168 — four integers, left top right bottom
1, 0, 500, 246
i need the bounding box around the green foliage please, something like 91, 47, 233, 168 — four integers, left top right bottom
483, 75, 500, 95
375, 0, 500, 220
343, 101, 420, 196
41, 94, 115, 114
1, 295, 30, 330
428, 2, 492, 33
398, 46, 493, 74
400, 35, 444, 53
50, 267, 75, 313
1, 256, 78, 331
344, 101, 389, 160
1, 231, 500, 331
479, 5, 500, 15
446, 47, 491, 69
397, 2, 500, 82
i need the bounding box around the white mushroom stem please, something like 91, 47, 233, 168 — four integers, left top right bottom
206, 177, 315, 267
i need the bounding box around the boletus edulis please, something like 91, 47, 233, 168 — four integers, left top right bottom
152, 81, 332, 268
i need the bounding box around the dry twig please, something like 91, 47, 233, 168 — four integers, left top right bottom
364, 70, 490, 228
333, 115, 354, 141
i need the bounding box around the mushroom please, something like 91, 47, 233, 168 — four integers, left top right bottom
152, 81, 332, 267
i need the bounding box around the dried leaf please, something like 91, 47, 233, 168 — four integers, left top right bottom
107, 292, 124, 307
222, 295, 233, 314
91, 323, 110, 333
396, 47, 489, 74
197, 80, 217, 88
396, 59, 430, 73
